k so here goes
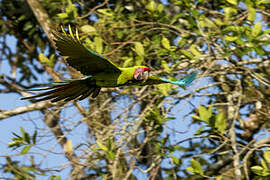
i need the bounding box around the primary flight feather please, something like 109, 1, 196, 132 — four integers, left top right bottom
22, 26, 198, 102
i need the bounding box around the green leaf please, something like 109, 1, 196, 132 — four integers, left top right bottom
107, 139, 114, 151
215, 112, 227, 134
186, 166, 196, 174
116, 30, 124, 39
97, 141, 108, 151
216, 176, 223, 180
81, 25, 96, 34
169, 154, 180, 165
157, 4, 164, 13
161, 36, 171, 50
190, 44, 201, 59
21, 146, 31, 155
24, 132, 31, 144
161, 60, 171, 73
254, 47, 265, 56
251, 166, 264, 176
214, 18, 224, 26
39, 53, 54, 67
32, 130, 37, 145
180, 49, 193, 59
198, 106, 212, 124
226, 0, 238, 5
122, 57, 133, 67
191, 159, 203, 175
94, 37, 103, 54
84, 38, 93, 49
252, 22, 262, 37
20, 127, 30, 144
247, 6, 256, 22
204, 17, 217, 28
257, 0, 270, 4
134, 42, 144, 57
256, 177, 268, 180
224, 7, 237, 22
51, 176, 61, 180
260, 160, 270, 176
195, 126, 205, 135
57, 13, 68, 19
157, 84, 171, 96
192, 115, 201, 121
66, 1, 77, 18
146, 0, 156, 12
8, 141, 20, 148
263, 148, 270, 164
177, 38, 187, 48
107, 151, 116, 160
12, 132, 21, 138
224, 36, 238, 42
22, 166, 38, 172
135, 56, 144, 65
97, 8, 113, 16
49, 54, 55, 63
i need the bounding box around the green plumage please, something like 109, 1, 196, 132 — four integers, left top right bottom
22, 26, 197, 102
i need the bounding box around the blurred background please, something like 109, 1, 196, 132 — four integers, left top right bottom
0, 0, 270, 179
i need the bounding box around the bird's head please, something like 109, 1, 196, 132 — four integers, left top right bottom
134, 67, 151, 82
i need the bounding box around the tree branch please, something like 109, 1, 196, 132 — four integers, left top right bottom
0, 101, 51, 120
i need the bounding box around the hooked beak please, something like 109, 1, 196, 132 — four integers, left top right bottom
134, 67, 151, 81
142, 71, 149, 83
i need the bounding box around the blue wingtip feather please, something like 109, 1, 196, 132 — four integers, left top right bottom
161, 71, 198, 86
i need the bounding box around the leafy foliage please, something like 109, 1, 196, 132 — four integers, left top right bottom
251, 148, 270, 179
1, 0, 270, 179
8, 128, 37, 155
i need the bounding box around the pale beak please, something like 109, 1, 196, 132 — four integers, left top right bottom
135, 73, 141, 80
142, 71, 149, 83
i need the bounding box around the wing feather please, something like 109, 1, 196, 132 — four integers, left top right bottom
53, 26, 121, 75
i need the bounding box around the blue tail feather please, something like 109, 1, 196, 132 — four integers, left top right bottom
161, 71, 198, 86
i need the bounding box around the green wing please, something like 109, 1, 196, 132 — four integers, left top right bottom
53, 26, 121, 75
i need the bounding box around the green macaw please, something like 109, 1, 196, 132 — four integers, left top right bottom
22, 26, 198, 102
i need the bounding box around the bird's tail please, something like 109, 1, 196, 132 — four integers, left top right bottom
161, 71, 198, 87
21, 76, 100, 102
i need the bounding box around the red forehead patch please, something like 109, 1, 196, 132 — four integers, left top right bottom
143, 67, 151, 71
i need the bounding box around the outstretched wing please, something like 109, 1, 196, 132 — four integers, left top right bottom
142, 71, 198, 87
53, 26, 121, 75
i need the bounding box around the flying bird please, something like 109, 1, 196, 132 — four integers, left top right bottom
22, 26, 198, 102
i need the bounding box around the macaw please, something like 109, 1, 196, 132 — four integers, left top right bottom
22, 26, 198, 102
